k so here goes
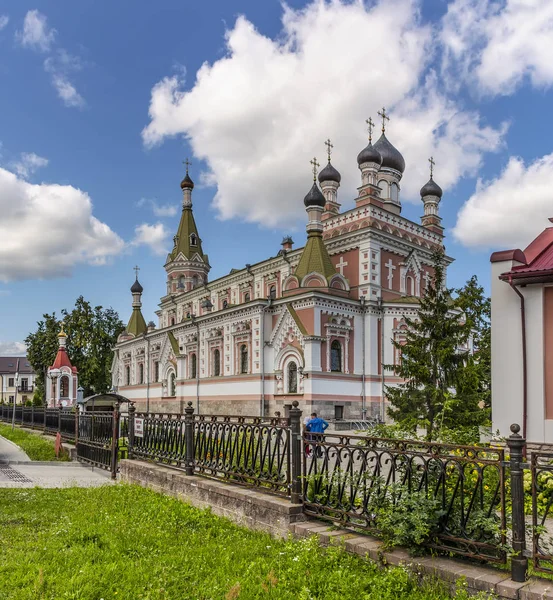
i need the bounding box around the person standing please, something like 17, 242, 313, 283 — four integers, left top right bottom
307, 412, 329, 458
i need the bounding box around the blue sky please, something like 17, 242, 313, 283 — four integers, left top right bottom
1, 0, 553, 354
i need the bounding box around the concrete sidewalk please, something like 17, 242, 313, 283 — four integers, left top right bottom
0, 434, 114, 488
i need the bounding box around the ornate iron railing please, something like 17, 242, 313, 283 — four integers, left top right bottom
132, 413, 187, 466
531, 451, 553, 574
193, 414, 291, 495
44, 409, 59, 434
302, 433, 506, 563
76, 411, 115, 471
59, 410, 76, 443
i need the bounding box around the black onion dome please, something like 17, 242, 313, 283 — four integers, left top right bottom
420, 177, 443, 199
180, 173, 194, 190
318, 161, 341, 184
357, 142, 382, 166
373, 133, 405, 173
131, 279, 143, 293
303, 182, 326, 207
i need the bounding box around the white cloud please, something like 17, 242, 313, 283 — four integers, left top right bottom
0, 166, 124, 282
44, 50, 85, 109
16, 10, 55, 52
453, 153, 553, 249
131, 222, 170, 255
142, 0, 505, 228
0, 341, 26, 356
441, 0, 553, 96
137, 197, 178, 218
0, 15, 9, 31
9, 152, 48, 179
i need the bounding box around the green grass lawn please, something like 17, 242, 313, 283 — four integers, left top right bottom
0, 423, 69, 461
0, 485, 491, 600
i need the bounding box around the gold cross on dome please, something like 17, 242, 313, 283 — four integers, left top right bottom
134, 265, 140, 279
310, 157, 320, 182
378, 107, 390, 133
183, 158, 192, 174
428, 156, 435, 178
366, 117, 374, 143
324, 139, 333, 162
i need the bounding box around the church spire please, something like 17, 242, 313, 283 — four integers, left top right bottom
126, 268, 147, 337
295, 160, 337, 283
165, 163, 210, 294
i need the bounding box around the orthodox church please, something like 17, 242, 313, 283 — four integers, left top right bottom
112, 111, 450, 419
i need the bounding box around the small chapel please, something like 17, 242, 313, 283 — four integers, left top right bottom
112, 111, 450, 419
47, 326, 79, 408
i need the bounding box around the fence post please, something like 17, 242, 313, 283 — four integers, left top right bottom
289, 400, 303, 504
184, 401, 195, 476
74, 406, 79, 448
110, 403, 120, 480
507, 423, 528, 582
128, 403, 136, 459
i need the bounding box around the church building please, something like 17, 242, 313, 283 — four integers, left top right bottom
112, 112, 449, 419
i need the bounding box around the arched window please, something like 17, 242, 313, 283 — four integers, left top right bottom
244, 292, 250, 303
240, 344, 248, 374
287, 361, 298, 394
169, 372, 176, 397
192, 275, 198, 288
222, 299, 228, 309
331, 340, 342, 372
125, 366, 130, 386
178, 276, 185, 290
190, 353, 197, 379
213, 349, 221, 377
391, 183, 399, 202
138, 363, 144, 385
190, 233, 197, 246
378, 180, 389, 198
60, 375, 69, 397
269, 285, 276, 299
407, 276, 414, 296
154, 361, 159, 382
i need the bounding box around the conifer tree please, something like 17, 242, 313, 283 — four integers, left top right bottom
385, 251, 470, 441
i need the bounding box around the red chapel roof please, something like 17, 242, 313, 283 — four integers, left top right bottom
51, 347, 77, 372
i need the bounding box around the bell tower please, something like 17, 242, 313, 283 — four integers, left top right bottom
165, 160, 210, 296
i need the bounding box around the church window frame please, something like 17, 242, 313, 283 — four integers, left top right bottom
60, 375, 69, 397
391, 183, 399, 202
192, 275, 199, 289
213, 348, 221, 377
269, 285, 277, 300
154, 361, 159, 383
190, 353, 197, 379
190, 233, 198, 247
125, 365, 131, 386
331, 340, 343, 372
222, 299, 228, 309
138, 363, 144, 385
169, 371, 176, 397
240, 344, 248, 374
244, 292, 251, 303
378, 179, 389, 198
287, 361, 298, 394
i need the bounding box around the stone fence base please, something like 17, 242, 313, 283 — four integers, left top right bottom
119, 460, 305, 538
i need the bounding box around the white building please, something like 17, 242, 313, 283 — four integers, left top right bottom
491, 222, 553, 443
112, 117, 452, 419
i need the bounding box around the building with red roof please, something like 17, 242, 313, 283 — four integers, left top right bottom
46, 326, 78, 408
491, 220, 553, 443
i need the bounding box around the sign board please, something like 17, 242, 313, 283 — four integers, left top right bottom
135, 417, 144, 438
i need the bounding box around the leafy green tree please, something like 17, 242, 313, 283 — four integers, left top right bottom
385, 251, 487, 441
25, 297, 124, 401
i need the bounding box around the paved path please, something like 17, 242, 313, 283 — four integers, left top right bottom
0, 434, 114, 489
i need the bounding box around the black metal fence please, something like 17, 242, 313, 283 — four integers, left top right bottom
4, 400, 553, 583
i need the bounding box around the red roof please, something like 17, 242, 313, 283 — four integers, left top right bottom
51, 347, 77, 372
499, 226, 553, 283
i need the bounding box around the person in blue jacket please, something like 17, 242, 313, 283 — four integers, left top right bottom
307, 412, 329, 458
